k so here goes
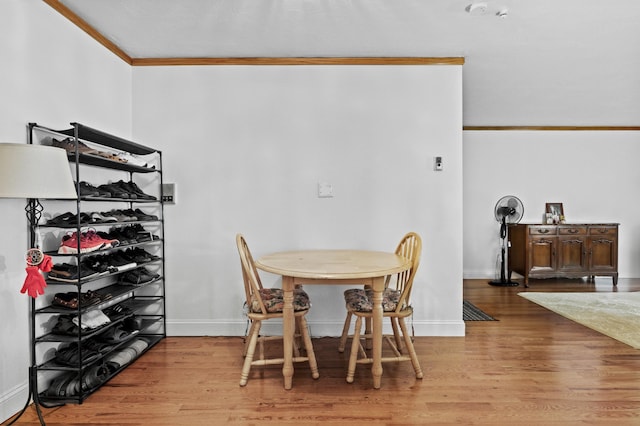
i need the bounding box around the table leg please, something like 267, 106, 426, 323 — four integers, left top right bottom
371, 277, 384, 389
282, 275, 295, 390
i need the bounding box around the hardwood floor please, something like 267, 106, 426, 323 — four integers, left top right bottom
6, 278, 640, 425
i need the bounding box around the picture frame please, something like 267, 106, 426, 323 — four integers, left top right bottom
545, 202, 564, 217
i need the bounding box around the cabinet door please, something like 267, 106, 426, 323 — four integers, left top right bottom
528, 237, 556, 272
556, 226, 588, 273
588, 226, 618, 273
588, 236, 617, 272
557, 237, 587, 272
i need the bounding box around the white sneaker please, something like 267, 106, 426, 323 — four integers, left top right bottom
117, 152, 150, 168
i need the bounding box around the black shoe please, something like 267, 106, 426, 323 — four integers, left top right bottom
77, 181, 100, 197
115, 180, 156, 200
98, 183, 133, 199
133, 208, 158, 221
119, 267, 158, 285
82, 256, 110, 275
48, 263, 100, 282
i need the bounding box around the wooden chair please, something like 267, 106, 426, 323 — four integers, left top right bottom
236, 234, 319, 386
338, 232, 423, 383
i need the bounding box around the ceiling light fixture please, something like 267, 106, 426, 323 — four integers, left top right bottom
466, 2, 509, 18
465, 2, 488, 15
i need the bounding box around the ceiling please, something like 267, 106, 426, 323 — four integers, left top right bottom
45, 0, 640, 125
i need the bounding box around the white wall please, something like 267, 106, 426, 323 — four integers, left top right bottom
463, 130, 640, 279
131, 64, 464, 338
0, 0, 132, 421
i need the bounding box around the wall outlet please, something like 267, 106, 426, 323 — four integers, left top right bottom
162, 183, 176, 204
434, 156, 443, 171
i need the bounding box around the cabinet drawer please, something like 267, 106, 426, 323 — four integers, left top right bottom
559, 226, 587, 236
529, 226, 557, 235
589, 226, 617, 236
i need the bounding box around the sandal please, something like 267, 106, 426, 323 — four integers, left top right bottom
98, 326, 132, 344
103, 304, 132, 321
81, 364, 109, 391
46, 372, 77, 397
84, 338, 116, 354
55, 344, 101, 366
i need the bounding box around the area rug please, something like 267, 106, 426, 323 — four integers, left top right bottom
519, 292, 640, 349
463, 300, 497, 321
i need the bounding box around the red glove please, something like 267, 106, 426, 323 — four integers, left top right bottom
20, 254, 51, 298
21, 266, 47, 298
39, 254, 53, 273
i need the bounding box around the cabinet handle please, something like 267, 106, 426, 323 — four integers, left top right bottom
568, 228, 579, 234
538, 229, 549, 234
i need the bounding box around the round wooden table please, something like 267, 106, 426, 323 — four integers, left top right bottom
256, 249, 411, 389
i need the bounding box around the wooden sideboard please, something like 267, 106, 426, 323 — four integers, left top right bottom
508, 223, 618, 286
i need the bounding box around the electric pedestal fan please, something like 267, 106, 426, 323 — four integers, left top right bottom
488, 195, 524, 287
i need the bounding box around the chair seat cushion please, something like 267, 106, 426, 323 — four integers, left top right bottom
251, 288, 310, 313
344, 288, 402, 312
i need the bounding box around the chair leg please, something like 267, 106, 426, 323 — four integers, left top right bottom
338, 311, 353, 353
240, 320, 262, 386
390, 317, 402, 352
297, 316, 320, 379
346, 316, 363, 383
364, 317, 373, 350
398, 317, 423, 379
243, 319, 259, 357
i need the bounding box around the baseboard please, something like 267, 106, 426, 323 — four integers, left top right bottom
0, 381, 28, 424
166, 319, 465, 337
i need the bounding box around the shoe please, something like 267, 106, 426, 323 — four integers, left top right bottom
105, 251, 137, 272
93, 150, 128, 163
81, 256, 110, 275
126, 247, 159, 263
52, 137, 98, 155
119, 267, 158, 285
103, 228, 133, 246
129, 224, 159, 241
91, 211, 118, 223
116, 152, 150, 168
133, 208, 158, 221
97, 183, 133, 199
77, 181, 100, 198
107, 209, 137, 222
115, 180, 156, 200
48, 263, 100, 282
79, 181, 112, 198
85, 229, 119, 249
58, 231, 105, 254
113, 225, 141, 244
120, 209, 140, 221
47, 212, 78, 227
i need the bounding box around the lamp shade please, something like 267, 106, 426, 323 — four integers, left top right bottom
0, 143, 77, 199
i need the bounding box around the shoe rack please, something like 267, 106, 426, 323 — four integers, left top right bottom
27, 122, 166, 406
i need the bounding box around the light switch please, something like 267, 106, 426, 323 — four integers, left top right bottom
318, 181, 333, 198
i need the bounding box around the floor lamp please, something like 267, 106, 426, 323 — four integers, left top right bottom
0, 143, 78, 425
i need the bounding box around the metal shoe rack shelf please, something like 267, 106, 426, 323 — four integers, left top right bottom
27, 122, 166, 407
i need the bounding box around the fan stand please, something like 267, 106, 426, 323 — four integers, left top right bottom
488, 216, 519, 287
